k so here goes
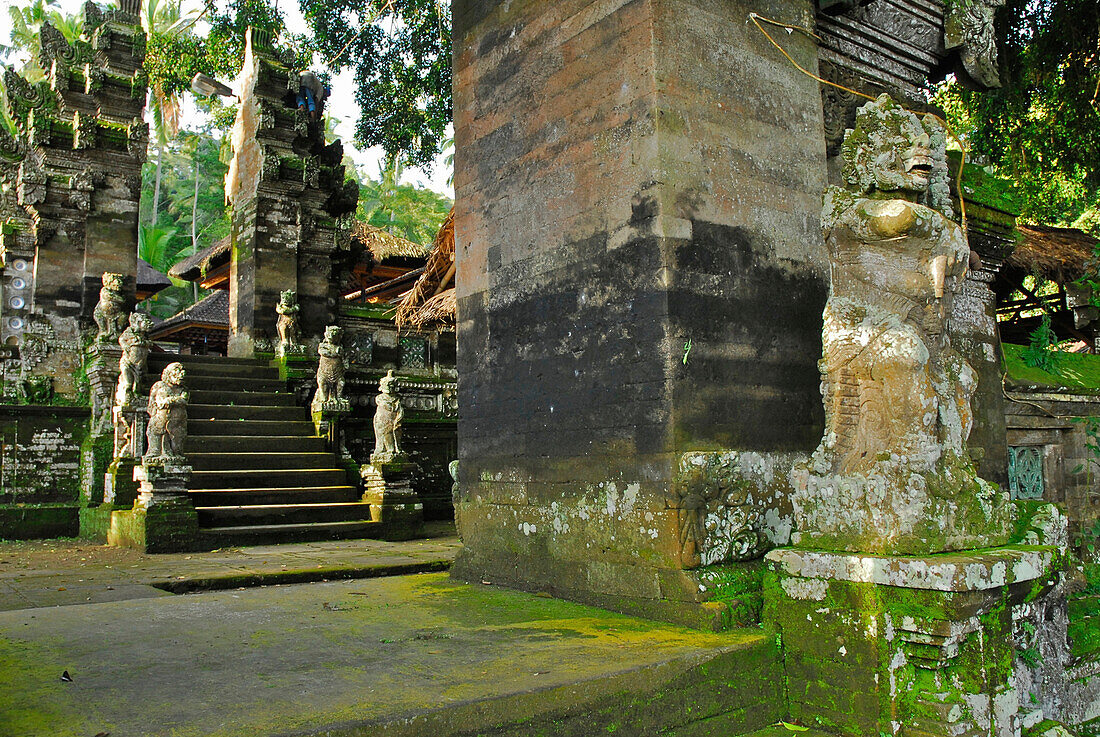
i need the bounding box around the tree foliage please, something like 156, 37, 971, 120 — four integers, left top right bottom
298, 0, 451, 169
936, 0, 1100, 228
357, 157, 452, 245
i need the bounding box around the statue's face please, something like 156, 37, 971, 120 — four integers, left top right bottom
129, 312, 152, 331
325, 326, 342, 343
280, 290, 295, 306
842, 94, 944, 199
103, 272, 123, 290
163, 362, 185, 386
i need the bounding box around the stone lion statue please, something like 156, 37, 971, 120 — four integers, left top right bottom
275, 290, 303, 355
115, 312, 154, 407
93, 272, 127, 343
311, 325, 348, 411
791, 94, 1012, 553
371, 369, 403, 463
145, 362, 188, 462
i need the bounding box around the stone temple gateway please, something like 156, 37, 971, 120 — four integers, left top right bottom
451, 0, 1097, 734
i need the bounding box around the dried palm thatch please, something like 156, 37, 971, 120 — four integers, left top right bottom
353, 221, 432, 262
395, 206, 456, 329
1010, 224, 1099, 283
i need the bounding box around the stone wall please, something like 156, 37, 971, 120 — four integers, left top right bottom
0, 404, 87, 538
452, 0, 828, 625
1005, 391, 1100, 546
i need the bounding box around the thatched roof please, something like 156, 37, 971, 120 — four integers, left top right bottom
152, 290, 229, 333
1009, 224, 1098, 283
394, 207, 455, 329
136, 259, 172, 299
353, 222, 431, 262
169, 236, 231, 282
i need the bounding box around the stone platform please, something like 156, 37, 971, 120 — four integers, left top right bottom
0, 572, 781, 736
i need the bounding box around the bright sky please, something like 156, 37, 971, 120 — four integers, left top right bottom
0, 0, 454, 197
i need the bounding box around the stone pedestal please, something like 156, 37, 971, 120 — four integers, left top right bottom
86, 343, 122, 435
107, 461, 199, 553
765, 544, 1062, 737
361, 457, 423, 540
313, 402, 357, 482
104, 458, 139, 507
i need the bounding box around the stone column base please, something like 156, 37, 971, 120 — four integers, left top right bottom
361, 457, 423, 540
764, 545, 1062, 737
106, 462, 200, 553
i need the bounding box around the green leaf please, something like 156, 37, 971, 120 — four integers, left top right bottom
780, 723, 809, 732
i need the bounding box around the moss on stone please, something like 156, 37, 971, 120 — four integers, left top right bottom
1003, 342, 1100, 394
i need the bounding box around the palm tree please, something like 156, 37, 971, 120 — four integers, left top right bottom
141, 0, 201, 226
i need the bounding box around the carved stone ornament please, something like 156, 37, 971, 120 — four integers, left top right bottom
16, 162, 48, 207
671, 452, 768, 568
275, 289, 304, 355
93, 272, 127, 343
945, 0, 1004, 89
144, 362, 188, 462
38, 21, 81, 70
370, 369, 404, 464
126, 119, 148, 157
83, 1, 106, 33
114, 312, 153, 407
83, 64, 105, 94
312, 325, 350, 413
260, 145, 281, 182
791, 94, 1013, 554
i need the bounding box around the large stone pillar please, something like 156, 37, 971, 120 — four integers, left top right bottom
452, 0, 829, 626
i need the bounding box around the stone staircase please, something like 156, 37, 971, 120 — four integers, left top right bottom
145, 353, 374, 546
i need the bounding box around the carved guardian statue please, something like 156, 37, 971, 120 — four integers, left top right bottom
275, 290, 303, 356
93, 272, 127, 343
145, 362, 188, 462
311, 325, 349, 412
115, 312, 153, 407
791, 94, 1012, 554
371, 370, 404, 463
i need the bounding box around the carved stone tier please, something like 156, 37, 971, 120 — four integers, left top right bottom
361, 458, 423, 540
766, 543, 1062, 736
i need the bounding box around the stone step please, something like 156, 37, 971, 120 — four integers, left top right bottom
188, 420, 316, 437
189, 485, 359, 506
195, 502, 373, 527
186, 389, 297, 407
186, 435, 327, 453
189, 468, 350, 490
198, 519, 381, 546
187, 452, 338, 472
160, 375, 286, 392
146, 361, 281, 379
188, 404, 304, 422
148, 353, 266, 367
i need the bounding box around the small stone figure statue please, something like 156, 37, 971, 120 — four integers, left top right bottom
93, 272, 127, 343
275, 290, 303, 355
371, 370, 404, 463
311, 325, 349, 411
114, 312, 153, 407
145, 362, 188, 462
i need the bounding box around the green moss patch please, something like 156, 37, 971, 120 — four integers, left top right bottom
1003, 343, 1100, 394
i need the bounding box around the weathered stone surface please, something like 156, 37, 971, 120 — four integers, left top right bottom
765, 537, 1064, 737
370, 368, 402, 463
453, 0, 828, 625
791, 94, 1013, 554
361, 459, 424, 539
311, 324, 349, 414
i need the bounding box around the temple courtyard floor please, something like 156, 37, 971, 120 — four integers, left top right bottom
0, 528, 811, 737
